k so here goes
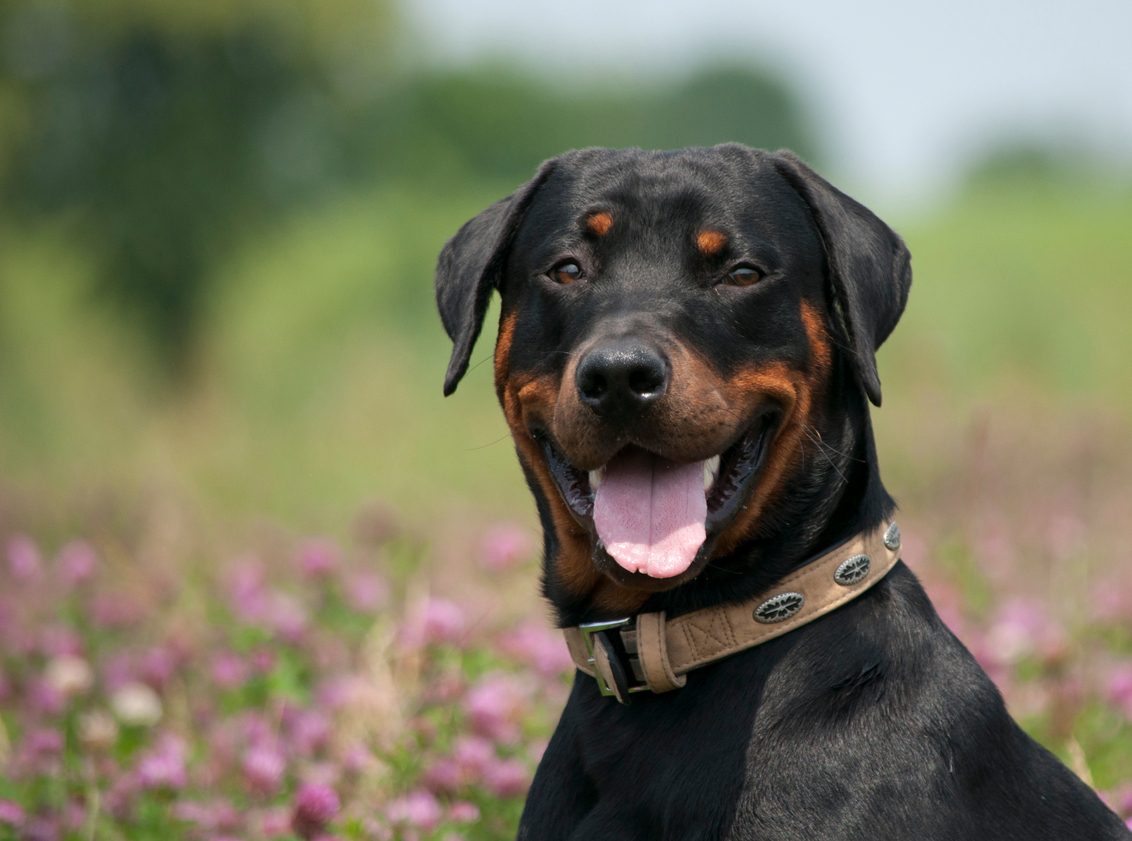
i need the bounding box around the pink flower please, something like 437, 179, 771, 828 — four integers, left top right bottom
10, 728, 64, 778
478, 523, 533, 572
453, 735, 494, 781
299, 539, 340, 579
1092, 574, 1132, 623
985, 598, 1063, 666
7, 534, 42, 581
228, 557, 268, 622
341, 743, 375, 775
101, 652, 137, 692
291, 783, 340, 840
239, 711, 275, 747
284, 708, 330, 757
256, 807, 293, 838
265, 591, 309, 642
40, 624, 83, 657
483, 757, 530, 798
56, 540, 97, 587
0, 800, 25, 826
1107, 665, 1132, 719
135, 733, 188, 791
401, 598, 466, 649
211, 652, 250, 690
243, 745, 287, 796
448, 801, 480, 823
1116, 784, 1132, 816
497, 621, 575, 678
171, 800, 240, 833
346, 571, 389, 613
422, 598, 466, 645
463, 672, 531, 742
64, 802, 86, 831
22, 815, 61, 841
89, 592, 145, 628
139, 645, 178, 690
386, 789, 441, 833
28, 679, 66, 716
423, 757, 463, 793
250, 647, 276, 674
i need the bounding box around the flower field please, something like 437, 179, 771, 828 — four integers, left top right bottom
4, 399, 1132, 840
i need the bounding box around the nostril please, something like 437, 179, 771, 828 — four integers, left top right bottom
628, 366, 663, 396
581, 373, 608, 401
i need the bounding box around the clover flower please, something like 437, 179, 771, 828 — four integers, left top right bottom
478, 522, 533, 572
290, 783, 341, 840
385, 789, 441, 833
56, 540, 98, 588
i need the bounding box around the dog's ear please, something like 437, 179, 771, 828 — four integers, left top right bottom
435, 161, 557, 396
770, 151, 911, 407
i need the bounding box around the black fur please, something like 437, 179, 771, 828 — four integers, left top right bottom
434, 145, 1128, 839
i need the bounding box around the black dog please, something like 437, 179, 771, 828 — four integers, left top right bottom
435, 145, 1127, 839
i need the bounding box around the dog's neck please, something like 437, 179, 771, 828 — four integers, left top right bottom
549, 359, 896, 627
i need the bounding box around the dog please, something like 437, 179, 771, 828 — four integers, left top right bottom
435, 145, 1127, 839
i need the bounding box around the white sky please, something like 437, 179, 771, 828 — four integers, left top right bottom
402, 0, 1132, 205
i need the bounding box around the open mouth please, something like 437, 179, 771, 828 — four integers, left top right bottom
538, 413, 777, 589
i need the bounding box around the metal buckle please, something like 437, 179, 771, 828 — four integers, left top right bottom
578, 618, 649, 700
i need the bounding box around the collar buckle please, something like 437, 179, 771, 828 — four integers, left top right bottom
578, 618, 648, 703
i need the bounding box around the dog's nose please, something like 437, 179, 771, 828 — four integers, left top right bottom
575, 342, 669, 419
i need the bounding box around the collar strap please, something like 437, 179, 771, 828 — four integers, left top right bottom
563, 521, 902, 704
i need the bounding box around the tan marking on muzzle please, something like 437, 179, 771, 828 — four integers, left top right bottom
495, 311, 601, 599
712, 300, 833, 556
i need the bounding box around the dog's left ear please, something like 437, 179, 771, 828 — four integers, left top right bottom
770, 151, 912, 407
435, 160, 557, 396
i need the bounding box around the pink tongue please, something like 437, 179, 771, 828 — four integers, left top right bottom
593, 449, 707, 579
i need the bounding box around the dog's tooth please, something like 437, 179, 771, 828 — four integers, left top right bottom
703, 455, 721, 491
589, 468, 603, 490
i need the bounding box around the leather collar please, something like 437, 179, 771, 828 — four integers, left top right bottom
563, 521, 902, 703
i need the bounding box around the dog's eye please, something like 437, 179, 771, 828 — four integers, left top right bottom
722, 266, 763, 287
550, 261, 584, 285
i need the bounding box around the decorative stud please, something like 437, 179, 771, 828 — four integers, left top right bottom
754, 592, 805, 624
834, 554, 871, 586
883, 522, 901, 551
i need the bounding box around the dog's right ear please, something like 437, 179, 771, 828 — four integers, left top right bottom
770, 150, 911, 407
435, 161, 557, 396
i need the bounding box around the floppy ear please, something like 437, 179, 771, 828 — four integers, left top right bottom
770, 151, 912, 407
435, 161, 557, 396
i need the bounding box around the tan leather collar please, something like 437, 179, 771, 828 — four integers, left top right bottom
563, 521, 902, 703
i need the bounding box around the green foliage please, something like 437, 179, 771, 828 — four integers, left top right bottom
383, 65, 815, 183
0, 0, 814, 370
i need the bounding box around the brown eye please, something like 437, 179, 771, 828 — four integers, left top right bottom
551, 261, 584, 284
723, 266, 763, 287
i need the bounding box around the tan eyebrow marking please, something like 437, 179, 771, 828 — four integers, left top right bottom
586, 211, 613, 237
697, 229, 728, 255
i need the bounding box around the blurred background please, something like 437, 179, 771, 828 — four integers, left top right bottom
0, 0, 1129, 526
1, 0, 1132, 837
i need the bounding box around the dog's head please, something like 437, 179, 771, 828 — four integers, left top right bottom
437, 146, 910, 618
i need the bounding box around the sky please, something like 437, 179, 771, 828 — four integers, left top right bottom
402, 0, 1132, 205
